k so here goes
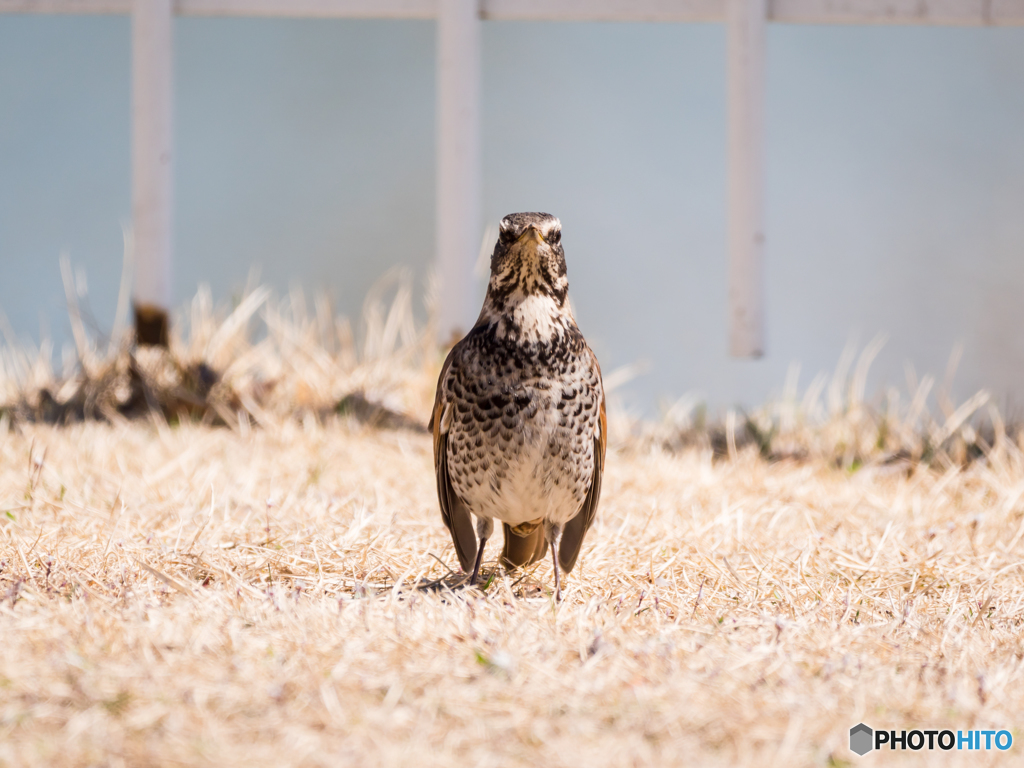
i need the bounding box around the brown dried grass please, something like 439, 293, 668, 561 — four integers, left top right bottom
0, 266, 434, 428
1, 283, 1023, 767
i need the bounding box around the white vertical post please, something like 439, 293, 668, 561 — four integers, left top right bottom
727, 0, 765, 357
436, 0, 481, 344
132, 0, 174, 345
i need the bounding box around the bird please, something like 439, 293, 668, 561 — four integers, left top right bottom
429, 212, 607, 600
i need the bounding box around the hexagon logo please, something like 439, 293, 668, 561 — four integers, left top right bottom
850, 723, 874, 756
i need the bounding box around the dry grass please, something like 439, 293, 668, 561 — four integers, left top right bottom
2, 284, 1023, 767
0, 267, 434, 428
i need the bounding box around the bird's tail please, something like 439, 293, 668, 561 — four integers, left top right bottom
500, 523, 547, 569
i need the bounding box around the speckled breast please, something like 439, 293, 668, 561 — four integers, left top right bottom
443, 324, 602, 526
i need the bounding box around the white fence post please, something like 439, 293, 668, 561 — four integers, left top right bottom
436, 0, 481, 344
132, 0, 174, 345
727, 0, 765, 357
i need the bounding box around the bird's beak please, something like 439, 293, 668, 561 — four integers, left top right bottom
516, 225, 545, 245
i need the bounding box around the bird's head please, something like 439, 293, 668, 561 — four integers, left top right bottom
486, 212, 568, 309
477, 212, 574, 341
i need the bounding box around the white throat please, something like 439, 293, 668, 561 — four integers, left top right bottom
480, 289, 573, 344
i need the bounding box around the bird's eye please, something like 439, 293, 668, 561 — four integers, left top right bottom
547, 228, 561, 245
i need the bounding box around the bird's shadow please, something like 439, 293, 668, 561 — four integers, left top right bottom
414, 554, 547, 599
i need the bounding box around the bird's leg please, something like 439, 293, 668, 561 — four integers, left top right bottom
470, 516, 494, 586
546, 522, 564, 602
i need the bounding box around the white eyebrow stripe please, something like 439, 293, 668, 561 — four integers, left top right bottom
543, 218, 562, 237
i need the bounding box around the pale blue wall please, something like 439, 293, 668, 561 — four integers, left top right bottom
1, 16, 1023, 414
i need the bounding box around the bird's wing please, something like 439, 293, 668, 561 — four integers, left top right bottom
431, 346, 478, 573
558, 355, 607, 574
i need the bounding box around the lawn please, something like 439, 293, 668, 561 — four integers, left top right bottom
2, 413, 1022, 766
1, 287, 1021, 766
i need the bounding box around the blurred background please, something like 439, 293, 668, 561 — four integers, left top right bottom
1, 14, 1023, 416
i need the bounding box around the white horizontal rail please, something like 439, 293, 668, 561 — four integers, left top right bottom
1, 0, 1023, 24
482, 0, 721, 22
0, 0, 130, 11
486, 0, 1024, 24
0, 0, 437, 16
178, 0, 436, 18
770, 0, 1024, 26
